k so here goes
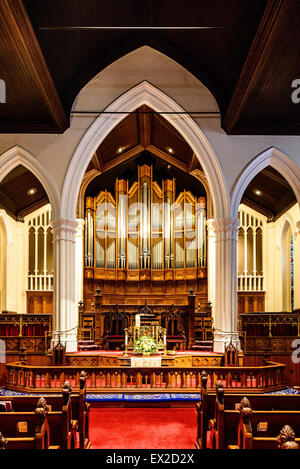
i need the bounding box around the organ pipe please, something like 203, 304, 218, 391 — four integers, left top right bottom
85, 197, 94, 267
85, 164, 207, 272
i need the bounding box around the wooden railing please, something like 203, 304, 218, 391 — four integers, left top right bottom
5, 361, 285, 394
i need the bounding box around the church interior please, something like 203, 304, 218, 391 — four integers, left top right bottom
0, 0, 300, 451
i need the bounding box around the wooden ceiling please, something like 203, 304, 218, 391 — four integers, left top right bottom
241, 166, 296, 220
1, 0, 300, 133
86, 105, 200, 174
85, 151, 206, 200
0, 165, 48, 220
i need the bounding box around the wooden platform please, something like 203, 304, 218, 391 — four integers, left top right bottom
66, 350, 224, 368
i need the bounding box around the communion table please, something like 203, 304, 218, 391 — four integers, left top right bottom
130, 356, 162, 367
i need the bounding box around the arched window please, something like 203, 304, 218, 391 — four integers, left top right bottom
238, 207, 264, 292
27, 205, 53, 291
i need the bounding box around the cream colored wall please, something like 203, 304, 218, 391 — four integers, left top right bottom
0, 212, 26, 313
238, 203, 299, 312
0, 46, 299, 200
264, 204, 300, 312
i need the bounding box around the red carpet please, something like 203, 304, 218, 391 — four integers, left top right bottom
89, 408, 197, 449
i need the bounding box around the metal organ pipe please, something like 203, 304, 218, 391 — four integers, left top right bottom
85, 210, 94, 267
140, 179, 151, 269
164, 197, 171, 269
86, 166, 208, 274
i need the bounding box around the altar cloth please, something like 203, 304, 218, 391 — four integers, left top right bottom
130, 356, 161, 367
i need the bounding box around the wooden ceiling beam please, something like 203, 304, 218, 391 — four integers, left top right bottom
261, 168, 291, 189
91, 151, 103, 172
0, 0, 68, 132
188, 153, 198, 172
223, 0, 286, 134
137, 105, 152, 147
146, 145, 188, 173
17, 197, 49, 221
102, 145, 145, 173
241, 197, 273, 220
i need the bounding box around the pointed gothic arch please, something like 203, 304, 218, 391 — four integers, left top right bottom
276, 212, 297, 249
230, 147, 300, 219
0, 146, 60, 219
62, 81, 229, 220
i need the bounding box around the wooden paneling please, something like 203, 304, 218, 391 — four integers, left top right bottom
84, 267, 207, 309
238, 291, 265, 316
24, 0, 267, 119
26, 291, 53, 315
0, 0, 67, 132
244, 353, 300, 388
2, 1, 300, 134
224, 0, 300, 134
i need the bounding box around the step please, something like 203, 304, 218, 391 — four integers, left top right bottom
78, 345, 99, 351
194, 341, 213, 345
192, 346, 213, 351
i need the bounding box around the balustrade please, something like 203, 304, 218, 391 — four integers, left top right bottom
5, 361, 285, 394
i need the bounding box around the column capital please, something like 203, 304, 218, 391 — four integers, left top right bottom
51, 218, 79, 242
212, 217, 240, 241
206, 218, 216, 237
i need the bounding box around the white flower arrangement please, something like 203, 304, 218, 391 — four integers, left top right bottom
134, 335, 158, 354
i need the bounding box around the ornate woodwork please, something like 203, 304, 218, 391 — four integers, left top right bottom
26, 291, 53, 315
0, 313, 52, 354
239, 311, 300, 353
79, 289, 212, 350
238, 292, 265, 316
5, 360, 286, 394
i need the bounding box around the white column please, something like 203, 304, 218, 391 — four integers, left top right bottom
16, 222, 26, 313
51, 218, 79, 352
206, 219, 216, 319
265, 222, 276, 312
75, 219, 85, 306
212, 217, 240, 352
294, 221, 300, 310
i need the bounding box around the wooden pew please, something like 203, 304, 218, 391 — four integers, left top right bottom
195, 371, 208, 449
70, 371, 91, 449
0, 397, 50, 449
0, 384, 77, 449
46, 381, 78, 449
0, 372, 90, 449
198, 382, 300, 449
236, 397, 300, 449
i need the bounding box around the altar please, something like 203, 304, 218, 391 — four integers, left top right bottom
130, 356, 162, 367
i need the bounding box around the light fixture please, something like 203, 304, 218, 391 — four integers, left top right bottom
254, 189, 262, 196
27, 187, 37, 196
167, 164, 171, 169
167, 147, 174, 154
116, 146, 124, 154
